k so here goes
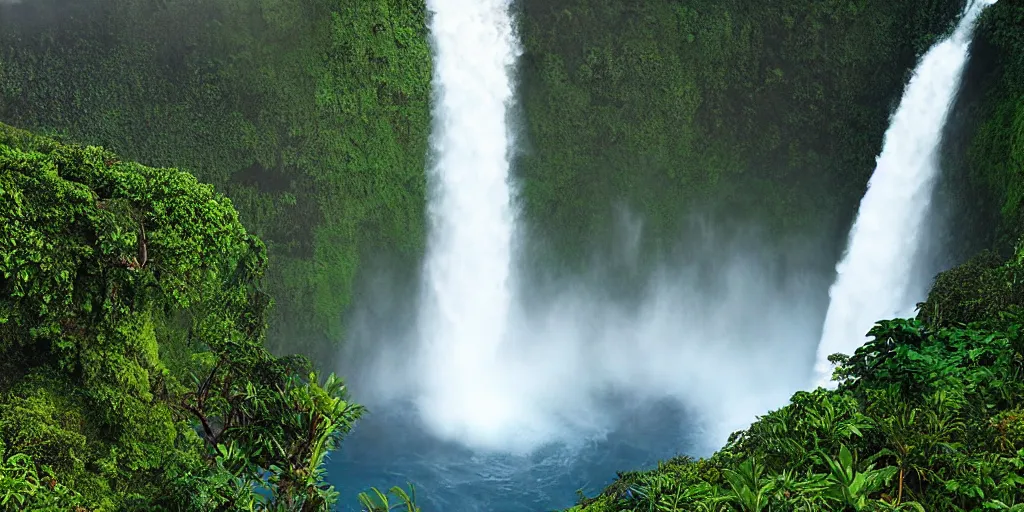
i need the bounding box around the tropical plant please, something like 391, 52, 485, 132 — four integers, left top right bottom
0, 123, 367, 510
358, 484, 420, 512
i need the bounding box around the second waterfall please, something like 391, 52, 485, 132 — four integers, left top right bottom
416, 0, 524, 450
813, 0, 995, 387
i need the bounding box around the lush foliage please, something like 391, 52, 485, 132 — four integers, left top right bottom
0, 0, 432, 356
0, 123, 363, 510
6, 0, 1017, 353
517, 0, 962, 267
565, 243, 1024, 511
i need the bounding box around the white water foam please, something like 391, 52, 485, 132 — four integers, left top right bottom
411, 0, 823, 454
406, 0, 991, 455
413, 208, 823, 454
415, 0, 526, 451
813, 0, 996, 388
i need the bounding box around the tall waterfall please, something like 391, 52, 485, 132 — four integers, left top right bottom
813, 0, 995, 388
415, 0, 524, 449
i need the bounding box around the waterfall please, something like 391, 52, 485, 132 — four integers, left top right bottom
415, 0, 524, 450
409, 0, 821, 453
813, 0, 995, 388
410, 0, 989, 452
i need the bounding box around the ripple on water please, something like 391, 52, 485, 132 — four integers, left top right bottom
329, 400, 708, 512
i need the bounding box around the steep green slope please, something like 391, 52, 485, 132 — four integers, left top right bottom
943, 1, 1024, 253
0, 123, 363, 510
0, 0, 432, 356
564, 242, 1024, 511
516, 0, 962, 265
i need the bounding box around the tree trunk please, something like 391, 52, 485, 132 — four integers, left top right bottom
897, 467, 904, 504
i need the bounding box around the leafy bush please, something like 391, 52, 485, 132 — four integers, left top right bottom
0, 123, 363, 510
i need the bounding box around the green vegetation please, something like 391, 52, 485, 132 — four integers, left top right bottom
3, 0, 1024, 510
2, 0, 1016, 356
565, 241, 1024, 511
0, 0, 979, 351
0, 123, 365, 509
0, 0, 433, 357
358, 485, 421, 512
517, 0, 962, 265
944, 1, 1024, 252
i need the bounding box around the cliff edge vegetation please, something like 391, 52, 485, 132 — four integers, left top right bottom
0, 123, 370, 510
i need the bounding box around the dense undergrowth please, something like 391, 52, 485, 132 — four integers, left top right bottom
0, 0, 432, 357
0, 123, 372, 510
566, 245, 1024, 511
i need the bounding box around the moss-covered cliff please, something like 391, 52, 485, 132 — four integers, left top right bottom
515, 0, 963, 266
942, 1, 1024, 255
0, 0, 432, 356
1, 0, 979, 354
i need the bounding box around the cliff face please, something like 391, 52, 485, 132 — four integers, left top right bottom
941, 1, 1024, 256
1, 0, 1020, 355
514, 0, 963, 267
0, 0, 433, 357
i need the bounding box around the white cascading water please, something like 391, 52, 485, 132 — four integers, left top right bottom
415, 0, 525, 450
407, 0, 995, 455
408, 0, 819, 454
813, 0, 995, 388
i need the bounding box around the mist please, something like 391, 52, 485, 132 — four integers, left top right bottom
342, 207, 832, 456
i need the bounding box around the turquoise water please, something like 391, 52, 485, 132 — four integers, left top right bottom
329, 401, 706, 511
